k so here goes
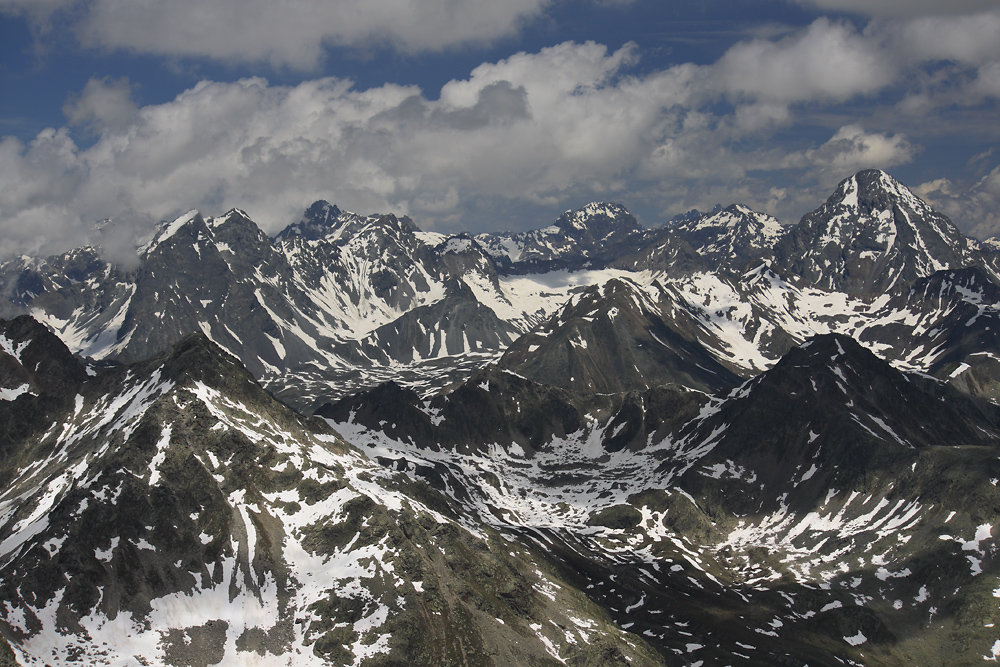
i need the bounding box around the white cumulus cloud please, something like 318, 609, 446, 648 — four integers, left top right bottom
781, 125, 916, 179
63, 77, 139, 133
712, 18, 894, 104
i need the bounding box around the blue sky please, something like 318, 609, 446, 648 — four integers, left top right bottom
1, 0, 999, 260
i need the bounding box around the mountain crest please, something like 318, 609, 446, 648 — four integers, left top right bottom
138, 210, 204, 256
838, 169, 929, 214
668, 203, 785, 271
775, 169, 974, 294
475, 202, 645, 271
785, 332, 875, 372
274, 200, 359, 242
670, 330, 1000, 512
499, 277, 739, 394
553, 202, 642, 245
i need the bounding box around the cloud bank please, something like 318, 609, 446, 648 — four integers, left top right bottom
916, 164, 1000, 240
790, 0, 1000, 18
0, 11, 998, 259
1, 0, 556, 67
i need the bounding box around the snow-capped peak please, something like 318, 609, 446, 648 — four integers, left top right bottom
208, 208, 252, 228
830, 169, 931, 215
273, 200, 349, 241
474, 202, 643, 267
667, 203, 786, 270
980, 237, 1000, 252
441, 235, 475, 254
557, 202, 640, 238
775, 169, 974, 294
138, 210, 200, 255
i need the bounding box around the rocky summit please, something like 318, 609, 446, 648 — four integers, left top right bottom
4, 170, 1000, 665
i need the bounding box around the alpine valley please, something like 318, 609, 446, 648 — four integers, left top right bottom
3, 169, 1000, 666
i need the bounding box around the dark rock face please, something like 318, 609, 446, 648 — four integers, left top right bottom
318, 364, 704, 457
499, 277, 740, 395
670, 334, 1000, 510
273, 200, 346, 241
0, 315, 91, 486
341, 288, 520, 366
120, 211, 310, 370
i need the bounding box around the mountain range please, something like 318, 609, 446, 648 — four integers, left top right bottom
3, 169, 1000, 665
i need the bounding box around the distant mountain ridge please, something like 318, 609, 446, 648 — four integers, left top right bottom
2, 169, 999, 411
666, 203, 784, 272
474, 202, 647, 270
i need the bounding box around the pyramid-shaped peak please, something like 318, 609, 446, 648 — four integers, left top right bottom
831, 169, 927, 212
776, 169, 973, 294
159, 331, 257, 390
218, 206, 253, 221
207, 208, 259, 232
793, 333, 871, 363
1, 314, 89, 390
578, 275, 644, 301
853, 168, 909, 191
551, 277, 658, 325
306, 200, 342, 218
759, 333, 899, 400
275, 200, 349, 241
